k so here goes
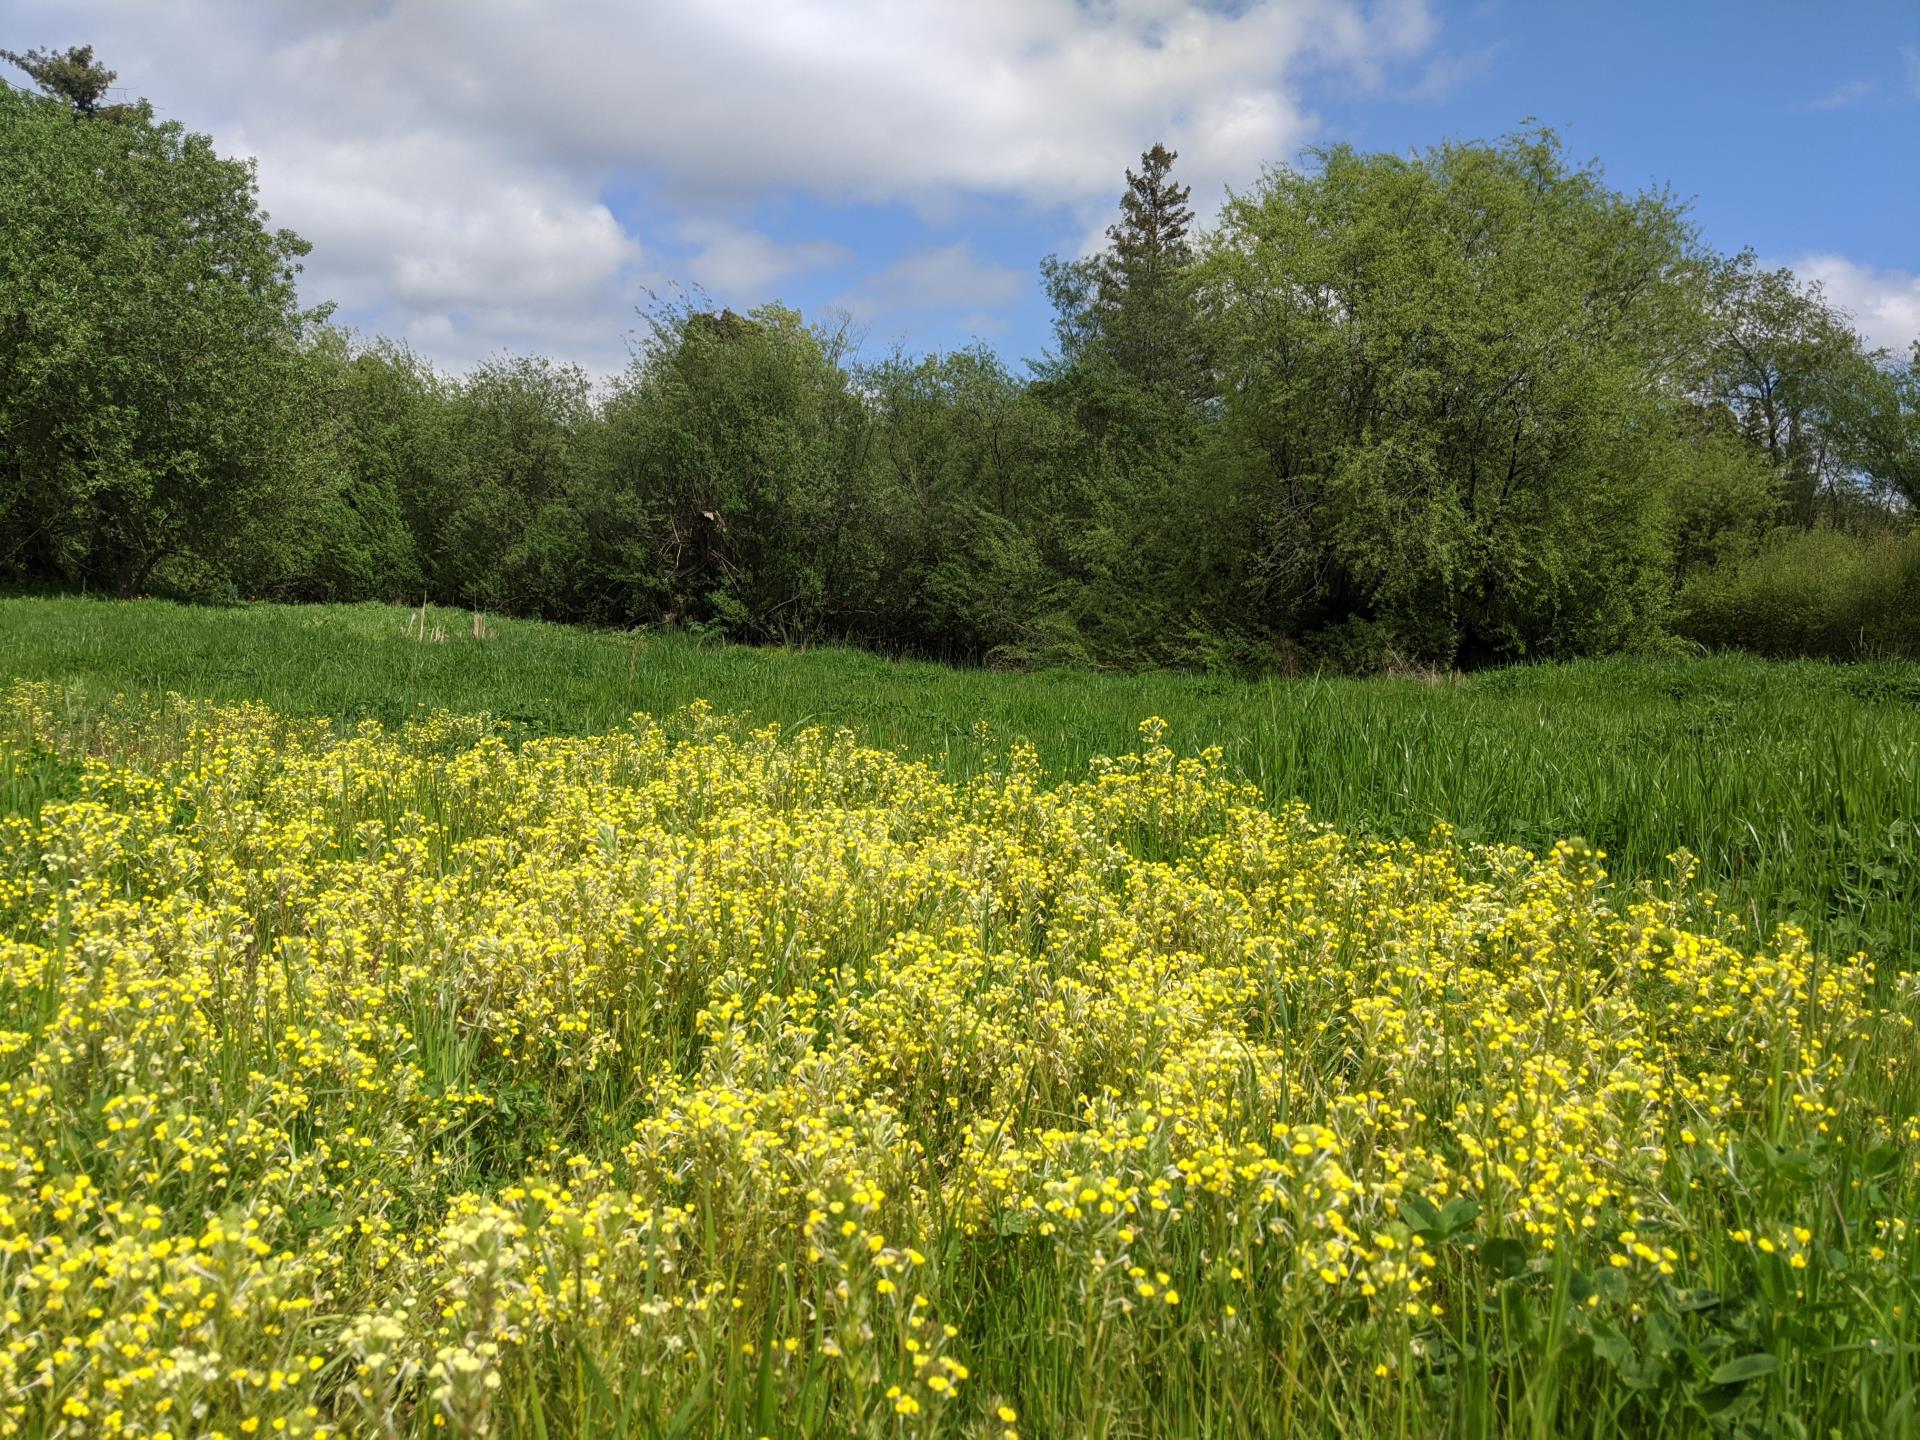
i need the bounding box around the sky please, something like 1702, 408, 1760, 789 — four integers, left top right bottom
8, 0, 1918, 376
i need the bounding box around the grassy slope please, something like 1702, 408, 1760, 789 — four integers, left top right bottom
3, 593, 1917, 960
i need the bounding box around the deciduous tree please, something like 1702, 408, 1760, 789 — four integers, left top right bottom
0, 68, 330, 596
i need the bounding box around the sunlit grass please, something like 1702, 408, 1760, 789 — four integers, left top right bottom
3, 595, 1916, 962
1, 679, 1917, 1436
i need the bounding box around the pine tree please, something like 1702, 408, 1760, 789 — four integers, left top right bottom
1102, 144, 1193, 294
1093, 144, 1205, 399
1, 45, 117, 117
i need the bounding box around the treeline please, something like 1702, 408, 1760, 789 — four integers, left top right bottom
3, 50, 1916, 670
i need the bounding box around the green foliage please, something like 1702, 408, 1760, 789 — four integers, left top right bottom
297, 337, 429, 601
1668, 422, 1782, 579
4, 596, 1916, 964
420, 353, 596, 614
1200, 129, 1705, 667
1, 42, 116, 115
858, 346, 1081, 658
1675, 529, 1920, 660
1093, 143, 1208, 402
592, 302, 870, 639
1700, 253, 1907, 528
0, 82, 330, 597
2, 57, 1913, 672
1859, 341, 1920, 510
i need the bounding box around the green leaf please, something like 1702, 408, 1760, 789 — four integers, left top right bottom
1594, 1269, 1630, 1304
1436, 1196, 1480, 1236
1762, 1145, 1823, 1182
1587, 1325, 1634, 1372
1643, 1311, 1685, 1358
1480, 1235, 1528, 1279
1671, 1287, 1724, 1313
1708, 1353, 1778, 1387
1398, 1195, 1442, 1235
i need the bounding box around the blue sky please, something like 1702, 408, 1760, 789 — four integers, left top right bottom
1313, 4, 1920, 339
637, 2, 1920, 370
13, 1, 1918, 373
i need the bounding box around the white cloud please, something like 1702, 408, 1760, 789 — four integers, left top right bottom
674, 221, 852, 302
835, 244, 1028, 326
1401, 44, 1502, 103
1906, 44, 1920, 98
417, 0, 1435, 209
1805, 78, 1874, 111
243, 127, 646, 312
9, 0, 1438, 367
1791, 254, 1920, 357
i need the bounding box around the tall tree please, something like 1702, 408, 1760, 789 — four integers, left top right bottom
1840, 340, 1920, 517
1, 43, 116, 116
1700, 253, 1892, 528
1200, 129, 1709, 666
1098, 144, 1207, 398
593, 301, 870, 640
1028, 145, 1223, 665
1039, 144, 1208, 399
0, 64, 332, 596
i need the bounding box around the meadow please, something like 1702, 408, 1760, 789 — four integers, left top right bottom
5, 596, 1917, 962
2, 597, 1919, 1437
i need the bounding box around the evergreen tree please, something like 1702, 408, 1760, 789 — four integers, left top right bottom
1, 44, 117, 116
1096, 143, 1206, 399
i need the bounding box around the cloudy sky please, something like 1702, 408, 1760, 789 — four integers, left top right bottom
8, 1, 1918, 373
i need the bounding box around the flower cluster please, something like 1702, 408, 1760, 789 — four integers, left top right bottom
0, 683, 1913, 1436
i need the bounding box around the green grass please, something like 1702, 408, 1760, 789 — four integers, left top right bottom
4, 593, 1917, 961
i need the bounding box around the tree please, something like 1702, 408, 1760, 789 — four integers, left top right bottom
1097, 143, 1206, 397
1700, 253, 1893, 528
858, 345, 1080, 658
1667, 417, 1781, 580
294, 334, 429, 603
1027, 146, 1226, 664
592, 301, 869, 639
1199, 129, 1708, 666
0, 75, 333, 596
392, 353, 595, 615
1855, 341, 1920, 514
1041, 143, 1208, 407
1, 43, 116, 116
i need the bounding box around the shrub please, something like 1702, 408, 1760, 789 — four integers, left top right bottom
1674, 528, 1920, 659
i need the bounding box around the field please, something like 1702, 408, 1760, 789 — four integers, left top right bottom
6, 597, 1918, 963
2, 597, 1920, 1437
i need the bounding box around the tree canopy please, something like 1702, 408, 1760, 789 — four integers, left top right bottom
1, 43, 116, 115
1, 53, 1913, 665
0, 75, 327, 596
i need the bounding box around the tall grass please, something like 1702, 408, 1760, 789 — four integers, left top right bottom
1675, 529, 1920, 661
1, 684, 1915, 1437
3, 594, 1917, 961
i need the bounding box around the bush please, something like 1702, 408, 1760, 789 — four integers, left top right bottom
1674, 529, 1920, 659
